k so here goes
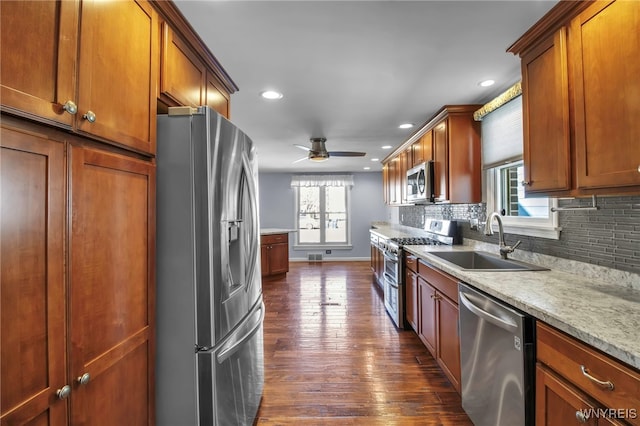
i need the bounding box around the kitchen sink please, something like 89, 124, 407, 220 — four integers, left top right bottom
427, 251, 548, 271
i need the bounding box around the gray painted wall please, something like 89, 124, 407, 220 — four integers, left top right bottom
258, 172, 388, 260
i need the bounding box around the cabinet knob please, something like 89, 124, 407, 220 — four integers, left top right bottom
575, 410, 587, 423
637, 165, 640, 173
63, 100, 78, 115
76, 372, 91, 386
56, 384, 71, 400
83, 111, 96, 123
521, 180, 532, 186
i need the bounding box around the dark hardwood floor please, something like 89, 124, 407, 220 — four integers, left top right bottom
255, 261, 473, 425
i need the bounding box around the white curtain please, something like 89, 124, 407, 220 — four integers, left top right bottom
290, 174, 354, 187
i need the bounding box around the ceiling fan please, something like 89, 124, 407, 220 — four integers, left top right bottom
293, 137, 366, 163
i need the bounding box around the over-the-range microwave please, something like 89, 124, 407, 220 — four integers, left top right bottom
406, 161, 434, 203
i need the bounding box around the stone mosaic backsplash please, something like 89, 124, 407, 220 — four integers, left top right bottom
399, 195, 640, 274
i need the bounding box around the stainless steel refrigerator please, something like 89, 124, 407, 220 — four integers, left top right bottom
156, 106, 264, 425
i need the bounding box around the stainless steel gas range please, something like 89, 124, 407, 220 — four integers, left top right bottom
380, 219, 459, 329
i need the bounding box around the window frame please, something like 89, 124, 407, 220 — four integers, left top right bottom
485, 161, 561, 239
293, 185, 353, 250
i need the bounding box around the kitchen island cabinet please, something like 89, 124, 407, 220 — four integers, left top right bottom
1, 116, 156, 426
510, 0, 640, 196
261, 231, 290, 279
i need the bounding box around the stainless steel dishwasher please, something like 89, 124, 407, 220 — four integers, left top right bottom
458, 282, 535, 426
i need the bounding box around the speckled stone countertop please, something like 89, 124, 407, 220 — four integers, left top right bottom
260, 228, 297, 235
371, 223, 640, 370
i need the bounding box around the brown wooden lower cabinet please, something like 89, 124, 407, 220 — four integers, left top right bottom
405, 255, 461, 393
1, 116, 155, 425
261, 233, 289, 278
536, 322, 640, 426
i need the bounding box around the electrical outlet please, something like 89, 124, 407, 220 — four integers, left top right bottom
325, 250, 331, 254
470, 218, 479, 230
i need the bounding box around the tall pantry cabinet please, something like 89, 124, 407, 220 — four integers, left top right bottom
2, 1, 159, 425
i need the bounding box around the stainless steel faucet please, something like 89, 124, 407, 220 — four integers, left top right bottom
484, 212, 522, 259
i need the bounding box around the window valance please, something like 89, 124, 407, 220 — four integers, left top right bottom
290, 174, 354, 187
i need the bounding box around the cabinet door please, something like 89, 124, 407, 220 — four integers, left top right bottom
76, 0, 158, 155
206, 71, 230, 118
160, 22, 206, 108
69, 146, 155, 425
269, 242, 290, 275
521, 28, 571, 193
433, 120, 448, 202
382, 163, 389, 204
571, 0, 640, 189
422, 129, 433, 163
405, 268, 418, 331
261, 244, 270, 277
536, 364, 609, 426
0, 1, 77, 126
437, 295, 461, 393
418, 278, 437, 356
1, 123, 67, 425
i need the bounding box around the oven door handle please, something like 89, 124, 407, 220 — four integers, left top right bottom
383, 252, 398, 262
459, 292, 517, 332
383, 273, 398, 288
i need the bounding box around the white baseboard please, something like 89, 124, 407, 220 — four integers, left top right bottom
290, 257, 370, 262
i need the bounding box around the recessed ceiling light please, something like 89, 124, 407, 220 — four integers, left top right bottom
371, 158, 379, 162
363, 166, 371, 170
382, 145, 392, 149
479, 80, 495, 87
398, 123, 414, 129
260, 90, 283, 100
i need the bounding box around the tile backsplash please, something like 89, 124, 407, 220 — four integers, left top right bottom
399, 195, 640, 274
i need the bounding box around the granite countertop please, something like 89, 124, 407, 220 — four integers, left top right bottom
260, 228, 297, 235
371, 223, 640, 370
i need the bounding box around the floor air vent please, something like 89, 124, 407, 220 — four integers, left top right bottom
308, 253, 323, 262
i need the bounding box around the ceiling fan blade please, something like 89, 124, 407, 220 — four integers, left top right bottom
292, 156, 309, 163
294, 144, 311, 152
328, 151, 366, 157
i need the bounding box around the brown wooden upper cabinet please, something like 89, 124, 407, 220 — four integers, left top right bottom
0, 0, 159, 156
160, 23, 206, 108
383, 105, 481, 205
510, 0, 640, 196
156, 5, 232, 118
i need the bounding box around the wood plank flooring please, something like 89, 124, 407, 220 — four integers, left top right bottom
255, 261, 473, 425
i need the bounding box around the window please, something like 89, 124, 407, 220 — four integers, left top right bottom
486, 161, 560, 239
478, 86, 560, 239
291, 175, 353, 248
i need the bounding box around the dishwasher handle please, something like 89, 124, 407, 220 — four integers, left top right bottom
459, 291, 518, 332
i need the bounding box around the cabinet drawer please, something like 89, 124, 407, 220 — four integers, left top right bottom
405, 254, 418, 273
261, 233, 288, 245
417, 260, 458, 304
537, 322, 640, 423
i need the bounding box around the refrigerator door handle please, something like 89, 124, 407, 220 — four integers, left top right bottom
241, 151, 260, 294
217, 301, 265, 363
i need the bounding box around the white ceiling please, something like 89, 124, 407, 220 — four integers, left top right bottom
175, 0, 557, 173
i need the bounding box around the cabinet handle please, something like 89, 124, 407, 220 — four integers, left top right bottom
83, 111, 96, 123
56, 384, 71, 400
580, 365, 614, 390
521, 180, 532, 186
63, 100, 78, 115
77, 372, 91, 386
575, 410, 587, 423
